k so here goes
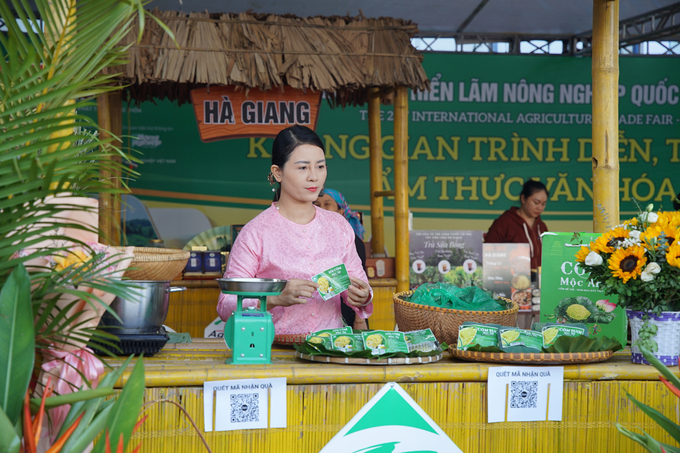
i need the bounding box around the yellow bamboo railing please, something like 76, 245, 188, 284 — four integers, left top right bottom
97, 91, 122, 245
368, 87, 386, 258
591, 0, 620, 232
393, 87, 410, 293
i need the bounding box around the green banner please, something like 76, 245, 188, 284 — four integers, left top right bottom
92, 53, 680, 221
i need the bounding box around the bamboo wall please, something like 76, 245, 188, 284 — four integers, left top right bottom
165, 281, 221, 337
128, 381, 678, 453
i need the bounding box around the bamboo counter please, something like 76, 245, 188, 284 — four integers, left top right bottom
114, 339, 680, 453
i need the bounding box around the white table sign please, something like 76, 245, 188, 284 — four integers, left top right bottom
204, 378, 286, 432
204, 316, 224, 338
320, 382, 462, 453
487, 366, 564, 423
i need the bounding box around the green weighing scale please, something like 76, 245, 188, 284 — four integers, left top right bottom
216, 278, 286, 365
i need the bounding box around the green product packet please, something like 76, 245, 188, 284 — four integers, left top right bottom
457, 322, 500, 350
330, 333, 365, 353
498, 327, 543, 352
532, 322, 588, 335
362, 330, 410, 355
541, 324, 588, 348
311, 264, 351, 300
541, 232, 627, 347
404, 328, 439, 353
306, 327, 352, 348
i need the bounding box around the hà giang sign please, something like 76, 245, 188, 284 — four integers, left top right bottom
190, 86, 322, 142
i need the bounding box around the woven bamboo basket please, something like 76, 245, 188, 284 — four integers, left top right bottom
393, 290, 519, 345
273, 334, 307, 346
450, 349, 613, 365
113, 247, 190, 281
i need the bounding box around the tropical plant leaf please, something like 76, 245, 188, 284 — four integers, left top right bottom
0, 407, 21, 453
615, 424, 667, 453
29, 387, 115, 412
63, 404, 115, 453
641, 346, 680, 390
92, 358, 146, 453
625, 391, 680, 445
0, 265, 34, 426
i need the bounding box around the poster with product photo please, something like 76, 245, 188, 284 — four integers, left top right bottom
409, 230, 484, 289
482, 243, 532, 304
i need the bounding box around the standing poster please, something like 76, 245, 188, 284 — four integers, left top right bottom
409, 230, 483, 289
482, 243, 532, 303
540, 232, 626, 345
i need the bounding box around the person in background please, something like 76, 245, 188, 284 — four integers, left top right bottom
217, 125, 373, 334
314, 188, 369, 330
484, 180, 549, 270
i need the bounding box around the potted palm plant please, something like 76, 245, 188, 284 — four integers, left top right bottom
0, 0, 174, 451
575, 204, 680, 365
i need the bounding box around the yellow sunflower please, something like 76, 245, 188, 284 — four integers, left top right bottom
591, 228, 629, 254
641, 225, 678, 249
608, 245, 647, 283
575, 246, 590, 263
591, 234, 614, 254
624, 217, 639, 227
655, 211, 680, 228
667, 242, 680, 268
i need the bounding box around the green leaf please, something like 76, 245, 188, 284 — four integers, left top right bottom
63, 403, 115, 453
543, 335, 624, 353
92, 358, 146, 453
29, 387, 115, 412
616, 424, 666, 453
625, 391, 680, 444
0, 264, 35, 426
0, 407, 21, 453
641, 346, 680, 390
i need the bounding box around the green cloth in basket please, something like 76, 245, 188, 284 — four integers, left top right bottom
406, 283, 508, 311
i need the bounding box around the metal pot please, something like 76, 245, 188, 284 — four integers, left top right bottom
100, 280, 186, 334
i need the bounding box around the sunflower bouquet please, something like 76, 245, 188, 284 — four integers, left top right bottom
575, 205, 680, 314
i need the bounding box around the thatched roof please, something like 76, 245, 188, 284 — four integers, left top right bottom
109, 9, 430, 106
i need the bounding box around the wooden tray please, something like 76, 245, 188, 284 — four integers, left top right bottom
449, 349, 614, 365
295, 351, 443, 365
273, 334, 307, 346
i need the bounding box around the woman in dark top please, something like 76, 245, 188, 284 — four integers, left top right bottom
485, 180, 549, 270
314, 188, 368, 329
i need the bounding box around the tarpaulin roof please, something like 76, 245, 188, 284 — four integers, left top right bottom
146, 0, 679, 37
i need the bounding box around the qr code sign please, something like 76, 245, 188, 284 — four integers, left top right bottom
510, 381, 538, 409
230, 393, 260, 423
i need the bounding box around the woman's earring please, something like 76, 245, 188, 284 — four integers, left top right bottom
268, 171, 277, 192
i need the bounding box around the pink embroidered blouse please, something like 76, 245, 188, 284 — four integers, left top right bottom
217, 204, 373, 334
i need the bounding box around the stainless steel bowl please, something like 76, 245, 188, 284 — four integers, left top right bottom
99, 280, 186, 334
216, 278, 287, 294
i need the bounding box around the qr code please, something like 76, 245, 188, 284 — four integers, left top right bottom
230, 393, 260, 423
510, 381, 538, 409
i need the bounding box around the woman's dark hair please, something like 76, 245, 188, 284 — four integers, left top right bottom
674, 191, 680, 211
272, 125, 324, 169
271, 125, 325, 200
520, 179, 549, 201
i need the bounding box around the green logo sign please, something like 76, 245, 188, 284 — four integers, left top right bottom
320, 383, 461, 453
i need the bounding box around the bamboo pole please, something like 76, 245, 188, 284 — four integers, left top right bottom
591, 0, 620, 232
97, 91, 122, 245
393, 87, 409, 293
368, 87, 386, 258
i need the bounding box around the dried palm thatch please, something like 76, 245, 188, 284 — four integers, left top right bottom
107, 9, 430, 107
